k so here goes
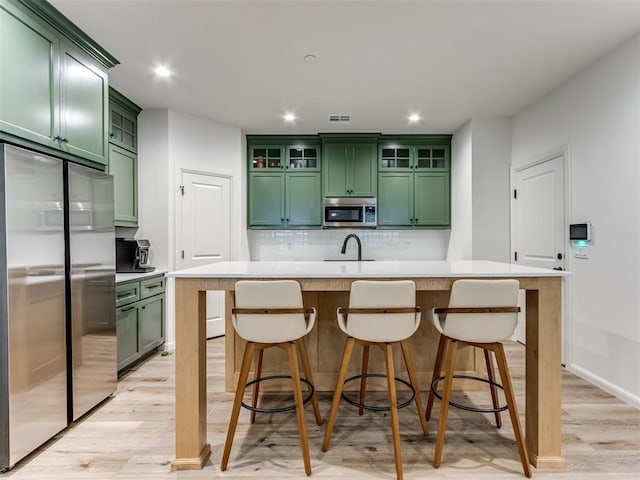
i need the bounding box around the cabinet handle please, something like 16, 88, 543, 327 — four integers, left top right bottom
62, 138, 69, 143
415, 218, 418, 223
54, 135, 63, 142
109, 132, 115, 138
145, 283, 162, 289
141, 305, 146, 310
120, 306, 136, 312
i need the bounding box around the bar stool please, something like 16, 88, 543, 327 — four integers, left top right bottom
221, 280, 323, 476
322, 280, 429, 480
426, 279, 531, 477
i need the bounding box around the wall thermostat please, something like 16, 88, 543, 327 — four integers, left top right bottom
569, 222, 591, 242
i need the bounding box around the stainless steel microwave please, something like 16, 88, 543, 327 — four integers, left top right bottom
323, 197, 377, 228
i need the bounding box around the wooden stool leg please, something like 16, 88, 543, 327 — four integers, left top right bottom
484, 348, 502, 429
433, 339, 458, 469
493, 343, 532, 478
384, 343, 403, 480
296, 338, 323, 426
322, 337, 356, 452
250, 348, 264, 424
400, 340, 429, 436
286, 342, 312, 476
426, 334, 447, 421
221, 341, 256, 471
359, 344, 370, 416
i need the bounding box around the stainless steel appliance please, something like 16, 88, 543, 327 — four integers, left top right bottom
0, 144, 116, 470
323, 197, 377, 228
115, 238, 155, 273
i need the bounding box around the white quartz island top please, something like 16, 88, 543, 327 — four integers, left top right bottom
166, 260, 568, 279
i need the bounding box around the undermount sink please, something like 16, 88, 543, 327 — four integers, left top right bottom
323, 259, 376, 262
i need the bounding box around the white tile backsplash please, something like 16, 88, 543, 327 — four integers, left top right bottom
248, 229, 450, 261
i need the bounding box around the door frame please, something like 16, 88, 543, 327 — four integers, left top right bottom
174, 167, 234, 339
510, 145, 573, 366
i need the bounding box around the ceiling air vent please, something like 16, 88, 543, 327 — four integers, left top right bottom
328, 115, 351, 123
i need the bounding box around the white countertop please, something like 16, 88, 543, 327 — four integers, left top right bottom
166, 260, 568, 279
116, 270, 167, 284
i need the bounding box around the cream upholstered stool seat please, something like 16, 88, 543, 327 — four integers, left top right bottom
322, 280, 429, 480
426, 279, 532, 478
221, 280, 322, 476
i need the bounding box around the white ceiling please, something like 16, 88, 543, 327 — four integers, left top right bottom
50, 0, 640, 134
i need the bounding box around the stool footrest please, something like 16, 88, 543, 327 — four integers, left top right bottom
431, 374, 508, 413
241, 375, 314, 414
341, 373, 415, 412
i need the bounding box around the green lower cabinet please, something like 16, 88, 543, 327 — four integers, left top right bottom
285, 172, 321, 227
378, 172, 450, 227
116, 275, 165, 373
138, 295, 164, 354
414, 172, 450, 226
109, 143, 138, 226
116, 304, 139, 371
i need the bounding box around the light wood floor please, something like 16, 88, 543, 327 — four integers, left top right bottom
3, 338, 639, 479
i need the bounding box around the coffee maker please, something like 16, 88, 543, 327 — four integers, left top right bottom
116, 238, 155, 273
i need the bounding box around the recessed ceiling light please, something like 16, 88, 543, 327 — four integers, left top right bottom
284, 113, 296, 122
153, 65, 172, 77
408, 113, 421, 123
304, 54, 317, 62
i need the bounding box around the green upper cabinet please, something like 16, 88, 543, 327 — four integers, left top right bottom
108, 88, 141, 227
414, 172, 450, 226
377, 135, 451, 228
378, 172, 413, 226
0, 0, 118, 167
109, 144, 137, 225
248, 172, 285, 227
322, 135, 378, 197
247, 136, 322, 229
109, 88, 140, 153
249, 145, 284, 171
58, 39, 109, 164
285, 172, 321, 227
0, 1, 58, 150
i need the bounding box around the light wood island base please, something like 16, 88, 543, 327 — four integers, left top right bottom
168, 262, 566, 472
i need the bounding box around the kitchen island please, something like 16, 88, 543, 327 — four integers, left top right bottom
166, 260, 567, 471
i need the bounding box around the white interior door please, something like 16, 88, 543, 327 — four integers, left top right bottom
512, 155, 565, 344
177, 171, 231, 338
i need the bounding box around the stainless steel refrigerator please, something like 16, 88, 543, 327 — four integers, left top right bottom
0, 144, 116, 470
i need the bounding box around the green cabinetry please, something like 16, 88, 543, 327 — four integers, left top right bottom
0, 0, 118, 167
377, 136, 451, 227
108, 88, 141, 227
247, 136, 322, 228
116, 274, 165, 373
322, 135, 378, 197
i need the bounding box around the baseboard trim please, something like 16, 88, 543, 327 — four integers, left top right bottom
568, 363, 640, 408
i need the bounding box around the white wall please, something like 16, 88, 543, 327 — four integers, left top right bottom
138, 109, 247, 349
471, 118, 512, 262
448, 118, 512, 262
448, 120, 473, 260
511, 34, 640, 406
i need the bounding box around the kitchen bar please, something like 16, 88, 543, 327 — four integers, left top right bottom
167, 260, 567, 471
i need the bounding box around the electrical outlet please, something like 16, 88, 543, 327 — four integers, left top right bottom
574, 246, 589, 259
